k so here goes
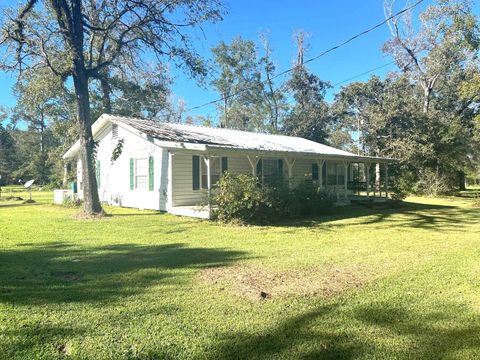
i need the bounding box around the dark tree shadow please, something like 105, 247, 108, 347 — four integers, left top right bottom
207, 304, 361, 360
0, 324, 87, 359
0, 202, 41, 209
0, 242, 246, 305
207, 300, 480, 359
354, 301, 480, 359
271, 201, 480, 232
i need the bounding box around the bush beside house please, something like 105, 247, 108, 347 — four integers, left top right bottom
211, 172, 336, 224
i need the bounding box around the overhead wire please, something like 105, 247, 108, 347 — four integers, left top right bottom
183, 0, 423, 114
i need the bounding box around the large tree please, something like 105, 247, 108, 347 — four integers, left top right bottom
282, 31, 331, 143
0, 120, 18, 185
383, 0, 479, 114
1, 0, 223, 214
211, 36, 266, 130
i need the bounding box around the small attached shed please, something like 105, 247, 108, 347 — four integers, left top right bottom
63, 114, 394, 218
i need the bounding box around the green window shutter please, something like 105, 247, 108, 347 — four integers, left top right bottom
96, 160, 101, 187
129, 158, 134, 190
312, 163, 319, 181
192, 155, 200, 190
256, 159, 262, 177
148, 156, 154, 191
221, 157, 228, 174
277, 159, 284, 179
322, 161, 327, 186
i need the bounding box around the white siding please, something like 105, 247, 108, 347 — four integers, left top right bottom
171, 154, 206, 206
169, 153, 354, 207
77, 123, 168, 211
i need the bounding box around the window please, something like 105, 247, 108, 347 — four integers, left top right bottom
325, 162, 347, 186
193, 156, 227, 190
337, 163, 345, 185
327, 162, 337, 185
257, 159, 284, 185
201, 157, 221, 189
135, 158, 148, 190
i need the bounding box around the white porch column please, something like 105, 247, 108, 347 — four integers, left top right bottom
284, 157, 296, 189
205, 156, 212, 218
343, 161, 349, 200
317, 159, 325, 189
167, 151, 174, 210
375, 163, 381, 196
366, 163, 371, 198
247, 155, 260, 176
385, 163, 389, 198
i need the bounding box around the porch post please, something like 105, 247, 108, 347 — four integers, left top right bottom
247, 155, 259, 176
366, 163, 371, 198
167, 151, 174, 210
205, 156, 212, 218
343, 161, 349, 200
285, 158, 296, 189
317, 159, 325, 189
385, 163, 389, 198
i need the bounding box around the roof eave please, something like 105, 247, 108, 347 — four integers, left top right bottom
203, 145, 396, 163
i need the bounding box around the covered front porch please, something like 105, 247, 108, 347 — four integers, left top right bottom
167, 150, 394, 219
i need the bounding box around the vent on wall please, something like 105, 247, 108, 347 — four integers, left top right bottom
112, 123, 118, 139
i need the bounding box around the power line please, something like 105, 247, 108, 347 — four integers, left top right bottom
184, 0, 423, 114
281, 60, 397, 106
332, 61, 396, 87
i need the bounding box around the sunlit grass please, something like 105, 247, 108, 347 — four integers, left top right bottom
0, 192, 479, 359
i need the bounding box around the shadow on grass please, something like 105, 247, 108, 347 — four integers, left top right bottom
208, 305, 361, 360
0, 242, 246, 305
104, 211, 165, 217
455, 188, 480, 198
208, 300, 480, 359
0, 202, 41, 209
273, 201, 480, 232
0, 324, 86, 359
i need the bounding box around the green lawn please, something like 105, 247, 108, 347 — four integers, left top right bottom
0, 191, 479, 359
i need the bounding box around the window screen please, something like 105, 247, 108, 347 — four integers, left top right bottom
135, 158, 148, 190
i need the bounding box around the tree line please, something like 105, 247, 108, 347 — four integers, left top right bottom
0, 0, 479, 214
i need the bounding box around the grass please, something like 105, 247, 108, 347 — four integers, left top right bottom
1, 189, 480, 359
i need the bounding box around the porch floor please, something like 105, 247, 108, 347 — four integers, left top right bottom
334, 194, 389, 206
169, 205, 211, 219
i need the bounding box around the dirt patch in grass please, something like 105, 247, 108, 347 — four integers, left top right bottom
198, 264, 369, 301
55, 341, 71, 356
72, 211, 107, 220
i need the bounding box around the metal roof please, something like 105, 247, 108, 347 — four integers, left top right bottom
64, 114, 394, 162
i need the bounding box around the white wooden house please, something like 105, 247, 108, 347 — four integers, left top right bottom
63, 114, 393, 218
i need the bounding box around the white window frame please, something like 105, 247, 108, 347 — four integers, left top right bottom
201, 157, 222, 189
134, 157, 148, 190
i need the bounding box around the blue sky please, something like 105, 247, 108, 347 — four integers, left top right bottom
1, 0, 478, 122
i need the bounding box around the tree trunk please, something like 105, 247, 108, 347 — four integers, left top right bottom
73, 70, 102, 214
423, 87, 431, 114
100, 77, 112, 114
39, 111, 45, 153
70, 0, 103, 215
458, 171, 466, 191
222, 98, 228, 128
62, 163, 68, 187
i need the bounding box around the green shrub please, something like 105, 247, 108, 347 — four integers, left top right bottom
211, 173, 272, 223
211, 173, 335, 224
